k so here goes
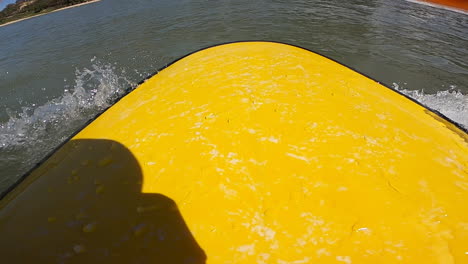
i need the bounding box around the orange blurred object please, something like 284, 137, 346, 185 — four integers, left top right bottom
422, 0, 468, 10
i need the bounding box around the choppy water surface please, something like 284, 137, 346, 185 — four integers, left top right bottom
0, 0, 467, 192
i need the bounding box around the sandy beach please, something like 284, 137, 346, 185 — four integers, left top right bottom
0, 0, 101, 28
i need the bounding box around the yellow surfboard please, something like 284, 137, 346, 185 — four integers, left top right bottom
1, 42, 467, 264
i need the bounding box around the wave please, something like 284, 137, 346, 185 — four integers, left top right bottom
392, 83, 467, 129
0, 62, 135, 191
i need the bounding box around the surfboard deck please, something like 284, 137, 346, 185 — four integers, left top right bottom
0, 42, 467, 263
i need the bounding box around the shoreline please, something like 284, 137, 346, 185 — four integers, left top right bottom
0, 0, 101, 28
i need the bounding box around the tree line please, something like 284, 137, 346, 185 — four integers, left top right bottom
0, 0, 91, 24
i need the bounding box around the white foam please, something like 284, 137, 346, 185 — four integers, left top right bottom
0, 61, 134, 191
392, 83, 468, 129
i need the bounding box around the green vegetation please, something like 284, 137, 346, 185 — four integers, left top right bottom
0, 0, 93, 25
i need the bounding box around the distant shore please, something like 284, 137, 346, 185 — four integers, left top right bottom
0, 0, 101, 28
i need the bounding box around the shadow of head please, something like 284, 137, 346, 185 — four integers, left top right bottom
0, 139, 206, 264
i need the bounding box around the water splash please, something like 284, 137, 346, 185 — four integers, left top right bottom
392, 83, 468, 129
0, 62, 135, 191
